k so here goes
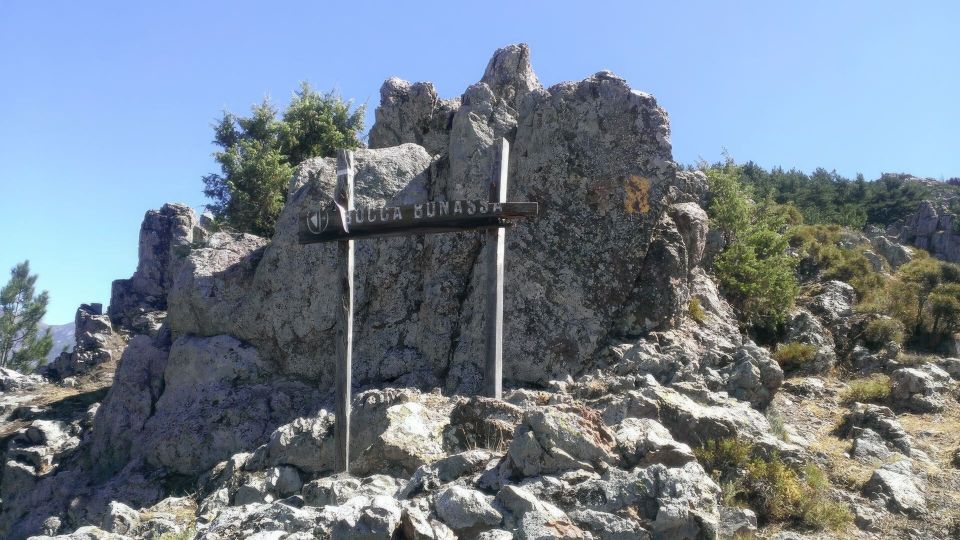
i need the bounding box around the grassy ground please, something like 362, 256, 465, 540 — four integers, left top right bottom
775, 375, 960, 538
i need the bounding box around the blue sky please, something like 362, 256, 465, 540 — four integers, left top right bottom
1, 1, 958, 324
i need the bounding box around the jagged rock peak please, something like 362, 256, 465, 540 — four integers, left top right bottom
480, 43, 542, 109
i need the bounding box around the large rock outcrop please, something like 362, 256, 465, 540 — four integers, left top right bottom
108, 203, 201, 332
164, 43, 741, 396
894, 198, 960, 263
43, 304, 122, 380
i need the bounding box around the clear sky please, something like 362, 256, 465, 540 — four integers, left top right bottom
1, 1, 958, 324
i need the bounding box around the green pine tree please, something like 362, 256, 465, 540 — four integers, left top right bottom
202, 83, 365, 237
0, 261, 53, 373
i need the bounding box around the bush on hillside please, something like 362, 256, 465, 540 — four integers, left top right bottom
773, 342, 818, 371
707, 163, 799, 332
841, 375, 892, 403
695, 438, 851, 530
863, 318, 905, 350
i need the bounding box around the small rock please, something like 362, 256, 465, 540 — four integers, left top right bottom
234, 477, 272, 506
401, 505, 456, 540
516, 510, 583, 540
506, 404, 616, 477
939, 357, 960, 379
863, 460, 926, 516
475, 531, 514, 540
301, 475, 360, 506
266, 466, 302, 497
100, 501, 140, 535
434, 485, 502, 531
891, 367, 946, 413
332, 494, 403, 540
850, 428, 893, 461
718, 506, 757, 538
568, 508, 649, 540
614, 418, 695, 467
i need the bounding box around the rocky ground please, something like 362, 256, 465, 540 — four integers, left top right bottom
1, 44, 959, 539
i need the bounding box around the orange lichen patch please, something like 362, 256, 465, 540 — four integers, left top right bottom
624, 176, 651, 214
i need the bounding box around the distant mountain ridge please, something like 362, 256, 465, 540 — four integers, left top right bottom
39, 321, 74, 364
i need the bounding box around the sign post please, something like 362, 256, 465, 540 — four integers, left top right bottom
300, 139, 536, 474
333, 150, 354, 474
483, 140, 509, 399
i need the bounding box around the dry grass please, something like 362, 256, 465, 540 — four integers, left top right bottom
841, 374, 891, 404
776, 374, 960, 538
773, 342, 818, 371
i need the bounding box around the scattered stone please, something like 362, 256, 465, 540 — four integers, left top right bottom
890, 367, 947, 413
840, 403, 913, 456
400, 505, 455, 540
506, 404, 616, 477
863, 460, 926, 516
516, 510, 583, 540
614, 418, 695, 467
100, 501, 139, 535
850, 428, 893, 461
301, 475, 360, 507
434, 486, 502, 531
265, 466, 302, 497
718, 506, 757, 539
331, 494, 403, 540
568, 509, 649, 540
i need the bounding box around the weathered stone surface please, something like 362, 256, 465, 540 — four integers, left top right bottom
614, 417, 695, 467
352, 393, 452, 477
506, 404, 616, 477
265, 466, 302, 497
801, 280, 856, 351
863, 460, 926, 516
840, 403, 913, 456
45, 304, 123, 380
718, 507, 757, 539
872, 235, 914, 268
99, 502, 138, 535
642, 462, 720, 539
254, 413, 335, 474
596, 384, 797, 457
26, 525, 130, 540
94, 334, 323, 476
568, 509, 649, 540
401, 505, 455, 540
434, 486, 502, 531
0, 367, 43, 393
783, 308, 837, 372
444, 397, 523, 452
368, 78, 460, 156
851, 428, 894, 461
890, 367, 947, 412
896, 199, 960, 263
109, 203, 198, 329
403, 449, 496, 498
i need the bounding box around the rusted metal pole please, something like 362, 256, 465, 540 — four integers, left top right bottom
334, 149, 354, 473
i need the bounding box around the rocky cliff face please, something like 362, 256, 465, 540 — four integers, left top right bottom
894, 200, 960, 262
166, 44, 691, 393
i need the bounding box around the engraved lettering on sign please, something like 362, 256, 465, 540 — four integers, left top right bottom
299, 199, 537, 243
